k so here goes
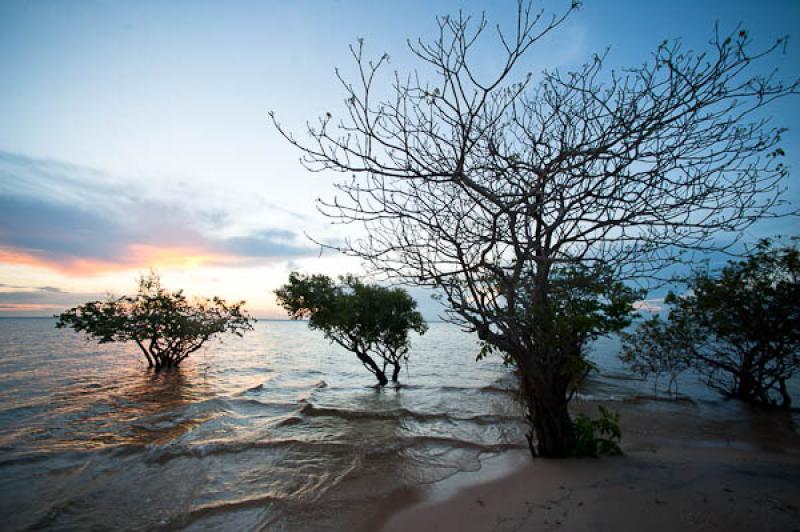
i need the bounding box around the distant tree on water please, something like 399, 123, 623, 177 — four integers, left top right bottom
275, 273, 427, 385
623, 239, 800, 409
56, 271, 255, 371
271, 0, 798, 456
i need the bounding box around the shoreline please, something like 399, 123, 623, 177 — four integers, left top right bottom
373, 397, 800, 532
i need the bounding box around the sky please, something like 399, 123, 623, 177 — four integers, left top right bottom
1, 0, 798, 318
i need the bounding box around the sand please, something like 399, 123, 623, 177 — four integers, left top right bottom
375, 398, 800, 532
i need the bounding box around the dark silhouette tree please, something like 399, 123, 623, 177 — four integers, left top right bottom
478, 263, 641, 455
271, 1, 798, 455
620, 317, 691, 398
623, 239, 800, 408
56, 271, 255, 371
275, 273, 427, 385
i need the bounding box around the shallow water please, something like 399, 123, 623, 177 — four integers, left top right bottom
0, 318, 794, 530
0, 319, 526, 530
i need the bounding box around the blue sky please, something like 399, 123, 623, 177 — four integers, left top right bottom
0, 0, 798, 317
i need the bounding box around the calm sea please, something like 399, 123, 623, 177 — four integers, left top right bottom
0, 318, 788, 530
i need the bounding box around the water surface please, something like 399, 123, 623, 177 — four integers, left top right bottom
0, 318, 794, 530
0, 319, 525, 530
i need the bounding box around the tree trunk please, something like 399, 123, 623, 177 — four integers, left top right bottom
531, 384, 575, 457
135, 339, 154, 368
736, 355, 756, 401
356, 351, 388, 385
153, 353, 180, 372
521, 372, 576, 458
778, 379, 792, 409
517, 266, 576, 457
391, 362, 401, 382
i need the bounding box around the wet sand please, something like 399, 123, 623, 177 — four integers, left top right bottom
376, 398, 800, 532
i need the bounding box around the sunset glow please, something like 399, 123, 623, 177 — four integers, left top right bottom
0, 243, 253, 276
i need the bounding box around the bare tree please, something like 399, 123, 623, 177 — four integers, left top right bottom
271, 1, 798, 456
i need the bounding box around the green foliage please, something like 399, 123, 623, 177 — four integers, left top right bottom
480, 263, 641, 396
622, 239, 800, 408
528, 265, 642, 369
546, 264, 642, 345
571, 406, 623, 457
475, 341, 514, 366
274, 272, 427, 385
620, 316, 691, 397
56, 271, 255, 370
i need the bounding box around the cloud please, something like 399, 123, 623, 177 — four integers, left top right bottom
0, 194, 133, 261
0, 287, 95, 305
0, 284, 107, 315
0, 283, 62, 292
39, 286, 63, 293
633, 298, 664, 313
0, 303, 64, 313
0, 150, 318, 275
223, 230, 318, 258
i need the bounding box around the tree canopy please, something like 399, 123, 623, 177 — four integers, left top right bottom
271, 0, 798, 456
275, 272, 427, 385
623, 239, 800, 408
56, 271, 255, 371
479, 264, 641, 386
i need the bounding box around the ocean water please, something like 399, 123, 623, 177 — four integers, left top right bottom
0, 318, 792, 530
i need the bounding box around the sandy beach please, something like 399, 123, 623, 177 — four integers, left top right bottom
376, 398, 800, 532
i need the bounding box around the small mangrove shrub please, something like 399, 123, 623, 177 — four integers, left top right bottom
571, 406, 623, 457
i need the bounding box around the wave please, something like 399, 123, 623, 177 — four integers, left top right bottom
225, 397, 294, 409
239, 379, 327, 396
299, 403, 520, 425
179, 494, 285, 529
145, 437, 351, 464
405, 435, 526, 453
274, 415, 304, 427
481, 384, 518, 393
573, 392, 696, 404
434, 384, 517, 394
0, 443, 138, 468
623, 393, 696, 404
143, 407, 526, 464
0, 451, 55, 468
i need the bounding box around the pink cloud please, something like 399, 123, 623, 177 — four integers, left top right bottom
0, 244, 243, 276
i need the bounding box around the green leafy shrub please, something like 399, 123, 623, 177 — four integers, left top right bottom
571, 406, 622, 457
56, 271, 255, 371
275, 272, 427, 385
622, 239, 800, 408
